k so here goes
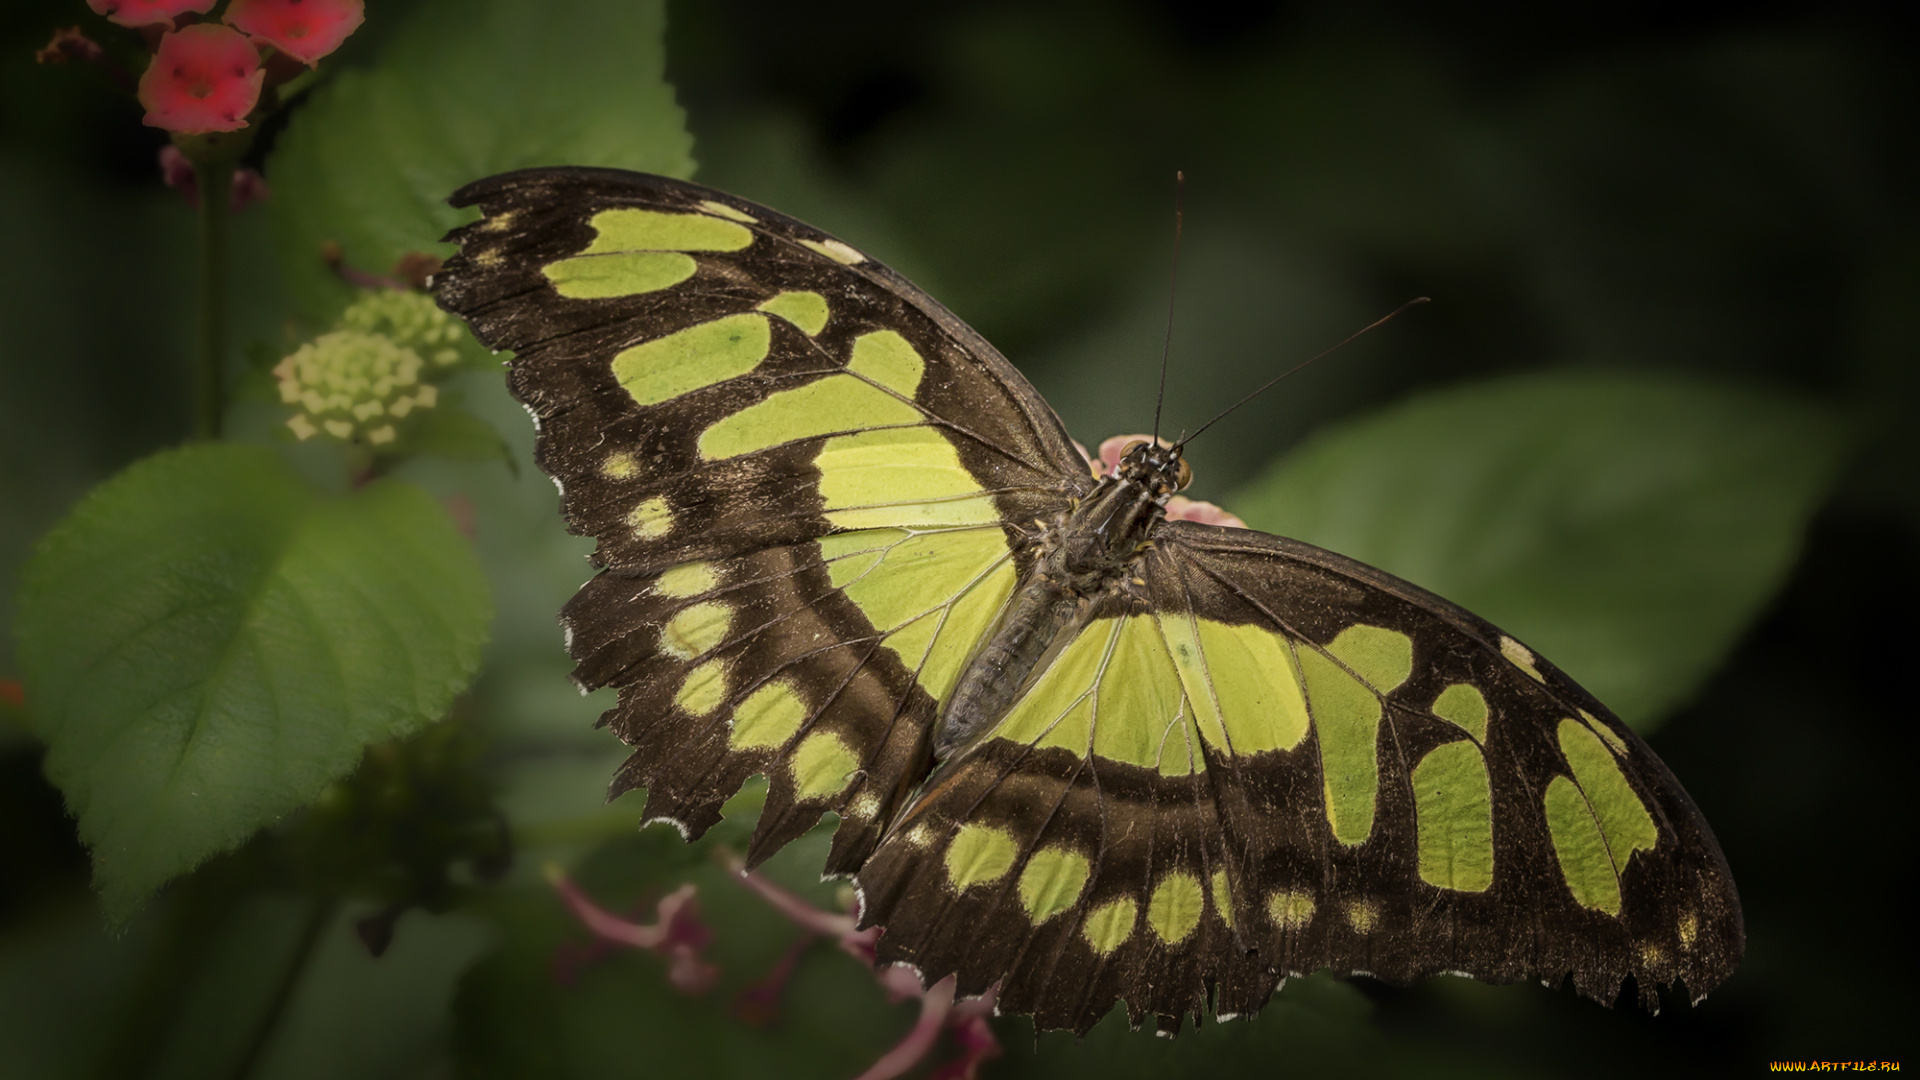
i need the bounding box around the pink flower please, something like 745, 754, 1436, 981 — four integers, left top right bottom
546, 867, 719, 994
931, 999, 1002, 1080
137, 24, 263, 133
85, 0, 215, 30
727, 859, 1002, 1080
554, 853, 1003, 1079
157, 144, 270, 209
224, 0, 364, 66
35, 26, 104, 65
1081, 434, 1248, 528
1165, 495, 1245, 529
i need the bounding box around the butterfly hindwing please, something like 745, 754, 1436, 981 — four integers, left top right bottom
1150, 522, 1742, 1003
856, 521, 1741, 1032
854, 682, 1276, 1033
434, 168, 1090, 867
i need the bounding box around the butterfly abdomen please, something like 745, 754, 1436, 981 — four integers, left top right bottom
933, 581, 1078, 758
932, 469, 1171, 759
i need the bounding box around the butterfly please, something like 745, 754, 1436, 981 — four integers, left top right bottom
432, 167, 1743, 1034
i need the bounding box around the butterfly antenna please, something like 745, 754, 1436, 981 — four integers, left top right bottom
1176, 297, 1430, 450
1151, 171, 1185, 446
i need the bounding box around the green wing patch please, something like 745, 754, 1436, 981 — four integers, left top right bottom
987, 616, 1201, 775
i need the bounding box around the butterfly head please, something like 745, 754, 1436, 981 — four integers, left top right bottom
1117, 438, 1193, 499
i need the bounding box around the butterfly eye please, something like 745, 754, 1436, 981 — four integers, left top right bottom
1121, 439, 1149, 459
1175, 456, 1192, 491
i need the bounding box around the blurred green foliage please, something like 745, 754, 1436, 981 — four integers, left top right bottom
1235, 371, 1850, 727
2, 0, 1913, 1077
16, 444, 492, 921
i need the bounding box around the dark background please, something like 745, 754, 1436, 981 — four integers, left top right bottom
3, 1, 1915, 1075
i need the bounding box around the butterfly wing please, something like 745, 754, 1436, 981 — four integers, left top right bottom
434, 167, 1092, 870
856, 520, 1743, 1033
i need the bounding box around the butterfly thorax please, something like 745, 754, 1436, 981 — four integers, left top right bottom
930, 442, 1189, 758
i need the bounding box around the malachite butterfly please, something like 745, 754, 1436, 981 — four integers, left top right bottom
432, 167, 1742, 1034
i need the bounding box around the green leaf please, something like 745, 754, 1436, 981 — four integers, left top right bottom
0, 897, 492, 1080
14, 444, 492, 921
246, 909, 496, 1080
268, 0, 696, 318
1229, 371, 1852, 730
406, 399, 518, 473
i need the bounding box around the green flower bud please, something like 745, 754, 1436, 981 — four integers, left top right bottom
273, 330, 439, 445
337, 290, 466, 371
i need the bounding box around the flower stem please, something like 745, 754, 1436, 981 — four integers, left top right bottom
91, 863, 252, 1080
194, 162, 233, 440
226, 895, 337, 1080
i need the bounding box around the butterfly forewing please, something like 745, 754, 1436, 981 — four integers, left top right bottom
435, 168, 1089, 867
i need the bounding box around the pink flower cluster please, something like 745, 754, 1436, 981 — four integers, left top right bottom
549, 871, 719, 995
547, 859, 1002, 1080
84, 0, 213, 29
48, 0, 364, 134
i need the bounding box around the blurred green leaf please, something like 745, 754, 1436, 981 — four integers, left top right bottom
267, 0, 696, 319
15, 444, 492, 920
0, 896, 491, 1080
1230, 370, 1852, 730
407, 403, 518, 473
0, 905, 156, 1079
0, 156, 198, 684
246, 909, 494, 1080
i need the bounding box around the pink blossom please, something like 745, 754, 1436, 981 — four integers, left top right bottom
137, 24, 263, 134
555, 854, 1005, 1079
727, 857, 1002, 1080
546, 867, 719, 994
930, 995, 1002, 1080
224, 0, 364, 66
85, 0, 215, 30
35, 26, 105, 65
156, 144, 270, 209
1165, 495, 1246, 529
